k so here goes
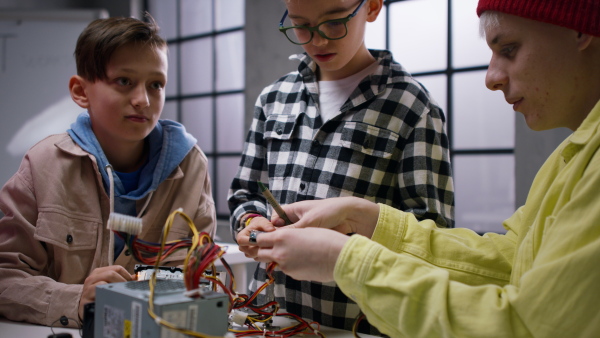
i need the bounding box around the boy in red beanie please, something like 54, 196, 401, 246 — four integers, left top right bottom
244, 0, 600, 336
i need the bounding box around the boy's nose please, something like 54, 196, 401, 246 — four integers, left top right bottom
311, 31, 328, 47
132, 86, 150, 109
485, 58, 508, 91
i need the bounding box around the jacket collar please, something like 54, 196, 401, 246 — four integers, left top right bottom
290, 49, 396, 110
561, 99, 600, 162
53, 134, 184, 181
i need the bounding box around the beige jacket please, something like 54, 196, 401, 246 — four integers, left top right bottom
0, 133, 216, 327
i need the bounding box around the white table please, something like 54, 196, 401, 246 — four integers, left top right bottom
1, 318, 81, 337
0, 317, 378, 337
214, 242, 254, 294
0, 244, 379, 337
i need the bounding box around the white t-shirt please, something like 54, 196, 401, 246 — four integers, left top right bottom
317, 61, 379, 123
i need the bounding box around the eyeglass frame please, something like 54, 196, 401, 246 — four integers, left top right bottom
278, 0, 367, 45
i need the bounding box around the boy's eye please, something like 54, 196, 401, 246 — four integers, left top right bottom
291, 21, 309, 28
150, 81, 164, 90
324, 20, 344, 27
116, 77, 132, 86
500, 45, 517, 57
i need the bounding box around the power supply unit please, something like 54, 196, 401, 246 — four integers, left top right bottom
94, 279, 228, 338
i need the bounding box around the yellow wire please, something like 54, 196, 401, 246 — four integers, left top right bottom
145, 209, 326, 338
146, 209, 222, 338
351, 312, 365, 338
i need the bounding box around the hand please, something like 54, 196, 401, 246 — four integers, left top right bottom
236, 216, 276, 258
271, 196, 380, 238
78, 265, 134, 319
254, 227, 350, 282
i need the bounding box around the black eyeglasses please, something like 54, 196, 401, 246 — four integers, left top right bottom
278, 0, 367, 45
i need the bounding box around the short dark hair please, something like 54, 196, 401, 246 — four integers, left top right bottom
74, 13, 166, 82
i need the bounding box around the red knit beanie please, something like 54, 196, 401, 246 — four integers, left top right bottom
477, 0, 600, 37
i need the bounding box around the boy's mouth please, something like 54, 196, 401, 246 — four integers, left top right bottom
126, 115, 149, 123
314, 53, 336, 62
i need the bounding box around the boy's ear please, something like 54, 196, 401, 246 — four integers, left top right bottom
69, 75, 90, 109
366, 0, 383, 23
576, 32, 594, 51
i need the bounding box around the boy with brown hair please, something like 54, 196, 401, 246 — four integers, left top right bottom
0, 16, 215, 327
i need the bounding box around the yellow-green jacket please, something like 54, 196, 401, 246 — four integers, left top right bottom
335, 100, 600, 337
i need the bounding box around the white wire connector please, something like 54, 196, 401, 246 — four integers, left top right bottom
107, 212, 143, 236
228, 310, 249, 326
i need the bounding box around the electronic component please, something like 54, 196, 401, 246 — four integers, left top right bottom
94, 279, 228, 338
134, 264, 184, 281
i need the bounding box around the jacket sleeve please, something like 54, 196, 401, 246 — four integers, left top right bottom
227, 100, 270, 238
334, 197, 600, 337
397, 106, 454, 228
372, 204, 516, 286
0, 158, 82, 327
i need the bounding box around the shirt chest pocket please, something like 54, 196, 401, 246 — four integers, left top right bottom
340, 122, 399, 159
34, 211, 100, 251
264, 114, 297, 142
264, 114, 299, 178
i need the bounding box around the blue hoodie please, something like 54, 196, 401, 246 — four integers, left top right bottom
67, 111, 197, 224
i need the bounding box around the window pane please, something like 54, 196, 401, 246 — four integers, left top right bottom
216, 156, 242, 215
166, 45, 178, 98
216, 31, 245, 91
180, 38, 213, 95
453, 70, 514, 149
148, 0, 177, 40
216, 94, 245, 152
162, 100, 178, 121
452, 0, 491, 68
215, 0, 245, 30
454, 154, 515, 234
389, 0, 447, 73
182, 97, 213, 151
365, 5, 386, 50
414, 74, 447, 115
181, 0, 213, 36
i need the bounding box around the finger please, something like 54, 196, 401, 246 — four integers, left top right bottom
238, 222, 277, 246
247, 217, 277, 230
237, 231, 258, 247
86, 281, 107, 300
271, 204, 300, 226
254, 246, 276, 263
87, 266, 132, 284
254, 230, 278, 248
277, 223, 299, 230
271, 217, 287, 227
112, 266, 134, 281
98, 265, 133, 281
287, 217, 310, 229
238, 242, 260, 258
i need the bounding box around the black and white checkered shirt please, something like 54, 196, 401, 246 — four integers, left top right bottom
228, 50, 454, 333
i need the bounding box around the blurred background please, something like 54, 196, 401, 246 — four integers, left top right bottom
0, 0, 570, 241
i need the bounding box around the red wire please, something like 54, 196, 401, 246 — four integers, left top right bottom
118, 231, 322, 338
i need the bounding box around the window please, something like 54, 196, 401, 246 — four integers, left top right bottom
366, 0, 515, 233
147, 0, 246, 223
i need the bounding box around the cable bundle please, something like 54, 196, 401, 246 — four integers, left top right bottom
117, 209, 327, 338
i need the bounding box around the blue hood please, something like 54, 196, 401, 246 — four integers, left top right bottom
67, 112, 197, 204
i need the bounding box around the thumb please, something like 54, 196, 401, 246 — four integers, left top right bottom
272, 216, 287, 227
287, 216, 312, 229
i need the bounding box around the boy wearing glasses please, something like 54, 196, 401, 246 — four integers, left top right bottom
229, 0, 454, 333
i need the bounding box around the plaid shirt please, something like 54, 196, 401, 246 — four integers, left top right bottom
228, 50, 454, 333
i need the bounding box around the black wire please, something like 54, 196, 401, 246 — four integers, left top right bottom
49, 316, 82, 337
